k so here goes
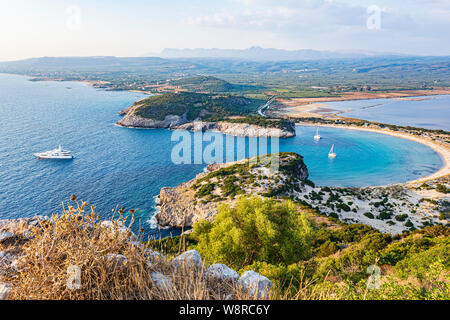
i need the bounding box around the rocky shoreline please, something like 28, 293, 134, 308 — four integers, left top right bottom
117, 105, 296, 138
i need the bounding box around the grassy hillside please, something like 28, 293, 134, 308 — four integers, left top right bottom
133, 92, 265, 121
169, 75, 262, 93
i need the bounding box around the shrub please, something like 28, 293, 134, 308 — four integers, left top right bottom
191, 196, 314, 270
363, 212, 375, 219
317, 240, 340, 258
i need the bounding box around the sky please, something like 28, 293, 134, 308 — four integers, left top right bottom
0, 0, 449, 61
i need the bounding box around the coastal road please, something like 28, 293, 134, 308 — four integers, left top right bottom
257, 96, 276, 117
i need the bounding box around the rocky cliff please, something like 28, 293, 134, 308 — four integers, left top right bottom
175, 121, 295, 138
117, 104, 295, 137
117, 103, 189, 128
156, 152, 309, 228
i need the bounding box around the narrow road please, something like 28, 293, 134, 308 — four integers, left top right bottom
257, 96, 276, 117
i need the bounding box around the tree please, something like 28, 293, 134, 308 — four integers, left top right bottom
191, 196, 314, 270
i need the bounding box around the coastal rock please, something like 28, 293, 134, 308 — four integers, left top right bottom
205, 264, 239, 282
239, 271, 273, 299
117, 103, 295, 138
151, 272, 172, 289
174, 121, 295, 138
171, 250, 202, 268
156, 178, 218, 228
117, 112, 188, 129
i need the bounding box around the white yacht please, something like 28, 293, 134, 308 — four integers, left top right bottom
34, 145, 73, 159
314, 128, 321, 141
328, 144, 336, 159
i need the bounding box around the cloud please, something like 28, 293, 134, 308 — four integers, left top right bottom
183, 1, 368, 31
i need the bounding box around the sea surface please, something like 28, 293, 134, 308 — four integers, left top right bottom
321, 95, 450, 131
0, 74, 444, 237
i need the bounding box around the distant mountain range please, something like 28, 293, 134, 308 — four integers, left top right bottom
155, 46, 407, 60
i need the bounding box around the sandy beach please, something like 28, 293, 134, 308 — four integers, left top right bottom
298, 123, 450, 184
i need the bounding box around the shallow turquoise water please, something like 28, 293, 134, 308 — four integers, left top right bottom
0, 74, 444, 235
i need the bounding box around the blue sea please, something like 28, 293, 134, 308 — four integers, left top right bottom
0, 74, 444, 237
321, 95, 450, 131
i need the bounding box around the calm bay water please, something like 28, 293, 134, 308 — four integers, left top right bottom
322, 95, 450, 131
0, 74, 444, 236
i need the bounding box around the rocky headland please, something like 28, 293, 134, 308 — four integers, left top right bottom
116, 92, 296, 138
156, 152, 310, 228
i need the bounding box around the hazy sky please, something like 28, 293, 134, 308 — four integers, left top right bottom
1, 0, 449, 61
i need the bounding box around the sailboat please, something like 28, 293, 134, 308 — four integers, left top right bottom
328, 144, 336, 159
314, 128, 321, 141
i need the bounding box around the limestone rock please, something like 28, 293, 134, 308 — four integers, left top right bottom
239, 270, 272, 299
171, 250, 202, 268
151, 272, 172, 289
0, 283, 11, 300
205, 264, 239, 281
0, 231, 17, 244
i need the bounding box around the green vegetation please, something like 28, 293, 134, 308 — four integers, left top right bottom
133, 92, 264, 121
191, 197, 314, 270
169, 75, 262, 93
150, 196, 449, 300
436, 184, 450, 194
224, 116, 294, 131
191, 152, 309, 201
3, 56, 450, 93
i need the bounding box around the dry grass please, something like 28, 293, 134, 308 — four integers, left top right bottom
0, 198, 253, 300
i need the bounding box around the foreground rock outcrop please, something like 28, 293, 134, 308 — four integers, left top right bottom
156, 152, 310, 228
0, 214, 272, 300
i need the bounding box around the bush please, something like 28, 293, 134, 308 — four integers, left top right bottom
191, 196, 314, 270
363, 212, 375, 219
317, 240, 340, 258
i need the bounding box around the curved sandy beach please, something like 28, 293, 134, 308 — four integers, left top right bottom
297, 123, 450, 184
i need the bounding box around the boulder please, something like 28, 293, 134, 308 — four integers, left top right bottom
147, 250, 164, 264
0, 283, 11, 300
0, 231, 17, 244
151, 272, 172, 289
0, 251, 17, 267
239, 270, 272, 299
205, 264, 239, 282
171, 250, 202, 268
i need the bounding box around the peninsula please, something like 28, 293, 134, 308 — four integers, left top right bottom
117, 92, 296, 138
